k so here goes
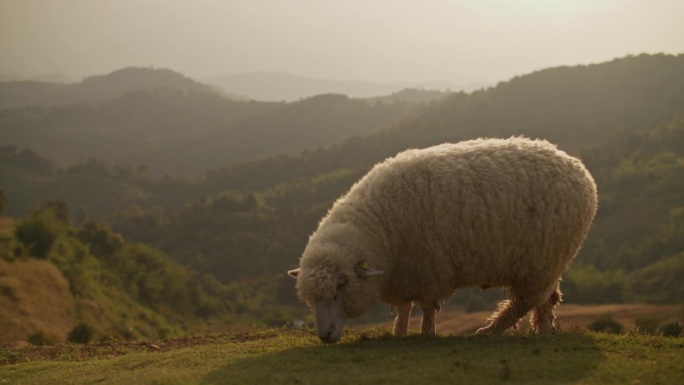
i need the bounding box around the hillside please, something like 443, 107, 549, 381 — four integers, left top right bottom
0, 206, 302, 345
1, 54, 683, 338
0, 258, 76, 344
202, 53, 684, 192
203, 71, 478, 101
0, 88, 421, 176
106, 93, 419, 175
0, 67, 237, 110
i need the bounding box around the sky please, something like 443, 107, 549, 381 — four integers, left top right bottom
1, 0, 683, 84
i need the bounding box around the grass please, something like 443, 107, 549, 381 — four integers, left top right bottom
1, 328, 683, 385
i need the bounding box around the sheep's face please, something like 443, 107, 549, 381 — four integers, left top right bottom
288, 262, 383, 343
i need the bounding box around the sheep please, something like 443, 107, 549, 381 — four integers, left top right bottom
288, 137, 598, 343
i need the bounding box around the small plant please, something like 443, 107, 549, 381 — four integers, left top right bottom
0, 349, 21, 365
656, 319, 682, 337
634, 315, 661, 335
68, 322, 95, 344
588, 316, 623, 334
27, 330, 58, 346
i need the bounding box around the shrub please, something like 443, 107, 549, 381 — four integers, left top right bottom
0, 349, 21, 365
588, 316, 623, 334
27, 330, 58, 346
14, 207, 66, 259
656, 319, 682, 337
635, 315, 661, 335
68, 323, 95, 344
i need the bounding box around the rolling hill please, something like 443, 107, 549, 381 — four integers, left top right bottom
1, 54, 683, 343
202, 71, 486, 101
0, 67, 239, 110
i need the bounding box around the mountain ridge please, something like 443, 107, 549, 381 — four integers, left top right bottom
0, 67, 242, 110
203, 71, 489, 101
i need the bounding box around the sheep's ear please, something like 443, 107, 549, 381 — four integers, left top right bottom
288, 268, 300, 279
354, 262, 384, 277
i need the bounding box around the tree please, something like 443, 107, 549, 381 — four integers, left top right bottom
14, 205, 67, 259
0, 189, 7, 216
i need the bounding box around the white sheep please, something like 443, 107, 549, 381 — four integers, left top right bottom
288, 137, 597, 343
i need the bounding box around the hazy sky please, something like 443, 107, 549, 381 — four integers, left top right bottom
1, 0, 683, 84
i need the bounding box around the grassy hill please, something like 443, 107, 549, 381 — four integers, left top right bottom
0, 207, 303, 345
0, 258, 76, 344
2, 329, 683, 385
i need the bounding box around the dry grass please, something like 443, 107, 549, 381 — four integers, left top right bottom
3, 328, 683, 385
0, 259, 76, 346
0, 218, 14, 237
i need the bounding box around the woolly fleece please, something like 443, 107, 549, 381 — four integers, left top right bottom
293, 137, 598, 332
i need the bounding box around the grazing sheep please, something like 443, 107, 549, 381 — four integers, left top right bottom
288, 137, 597, 343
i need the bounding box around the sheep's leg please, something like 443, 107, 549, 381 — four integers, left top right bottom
475, 285, 552, 335
530, 282, 562, 333
392, 302, 412, 336
419, 301, 441, 336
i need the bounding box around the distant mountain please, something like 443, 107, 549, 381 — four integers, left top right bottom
0, 89, 281, 172
0, 90, 420, 176
203, 71, 488, 101
203, 53, 684, 192
0, 73, 75, 83
366, 88, 453, 105
110, 93, 418, 175
0, 67, 242, 110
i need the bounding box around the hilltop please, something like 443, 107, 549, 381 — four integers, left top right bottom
202, 71, 484, 101
0, 67, 241, 110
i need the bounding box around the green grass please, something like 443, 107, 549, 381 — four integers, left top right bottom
1, 328, 683, 385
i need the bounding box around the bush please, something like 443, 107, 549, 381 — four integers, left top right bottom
656, 319, 682, 337
27, 330, 58, 346
68, 323, 95, 344
14, 207, 66, 259
635, 315, 661, 335
0, 349, 20, 365
588, 316, 623, 334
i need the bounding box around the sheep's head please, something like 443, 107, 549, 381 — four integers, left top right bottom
288, 243, 383, 343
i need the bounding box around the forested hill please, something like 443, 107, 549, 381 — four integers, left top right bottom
205, 53, 684, 192
0, 67, 237, 110
1, 53, 683, 342
0, 87, 422, 176
105, 94, 420, 175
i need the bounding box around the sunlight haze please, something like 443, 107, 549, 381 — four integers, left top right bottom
1, 0, 683, 84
